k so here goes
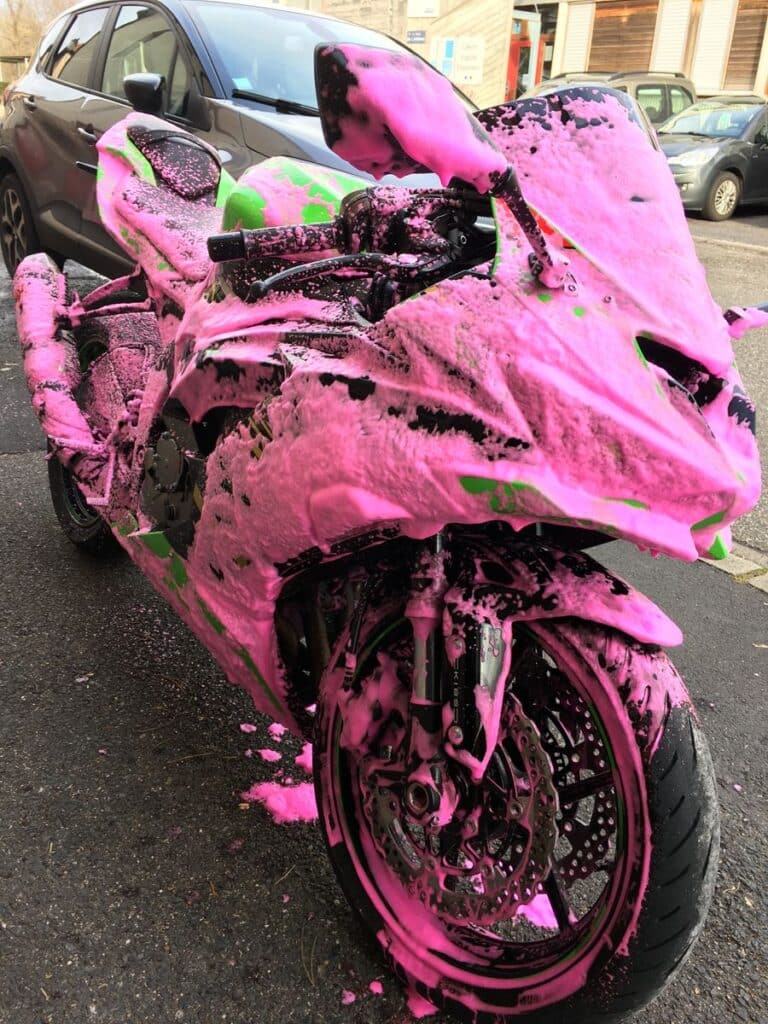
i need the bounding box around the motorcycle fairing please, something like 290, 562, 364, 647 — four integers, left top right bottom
476, 88, 734, 376
168, 193, 753, 575
221, 159, 366, 232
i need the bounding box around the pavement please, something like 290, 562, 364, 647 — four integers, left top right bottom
1, 211, 767, 1024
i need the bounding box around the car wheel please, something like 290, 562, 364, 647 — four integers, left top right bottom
0, 172, 41, 276
703, 171, 741, 221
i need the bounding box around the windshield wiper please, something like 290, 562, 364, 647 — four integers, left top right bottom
231, 89, 319, 116
661, 130, 712, 138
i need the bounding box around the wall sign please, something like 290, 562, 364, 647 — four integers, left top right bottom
407, 0, 440, 17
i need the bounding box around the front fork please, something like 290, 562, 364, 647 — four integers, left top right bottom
402, 534, 512, 823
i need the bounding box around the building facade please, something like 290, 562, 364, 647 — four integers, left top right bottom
544, 0, 768, 95
276, 0, 768, 106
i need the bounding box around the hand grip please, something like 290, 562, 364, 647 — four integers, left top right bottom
207, 222, 342, 263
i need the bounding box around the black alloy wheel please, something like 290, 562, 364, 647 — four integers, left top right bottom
0, 173, 41, 276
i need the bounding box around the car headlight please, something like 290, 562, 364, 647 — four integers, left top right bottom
669, 146, 719, 168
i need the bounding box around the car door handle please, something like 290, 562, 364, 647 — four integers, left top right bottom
77, 125, 99, 144
23, 95, 37, 111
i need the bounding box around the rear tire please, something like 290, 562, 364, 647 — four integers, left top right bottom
315, 615, 718, 1023
47, 451, 119, 555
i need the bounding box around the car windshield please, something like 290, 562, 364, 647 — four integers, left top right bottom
658, 102, 763, 138
190, 2, 422, 110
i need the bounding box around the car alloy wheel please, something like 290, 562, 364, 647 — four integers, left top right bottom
713, 177, 738, 217
1, 182, 29, 272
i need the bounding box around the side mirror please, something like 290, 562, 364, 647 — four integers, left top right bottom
124, 73, 164, 115
314, 43, 506, 191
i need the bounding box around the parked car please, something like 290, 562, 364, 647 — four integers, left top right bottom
526, 71, 696, 125
657, 99, 768, 220
0, 0, 440, 278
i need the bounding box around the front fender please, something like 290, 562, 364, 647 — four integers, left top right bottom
451, 541, 682, 648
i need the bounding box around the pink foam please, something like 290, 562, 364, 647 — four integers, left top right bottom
240, 781, 318, 824
340, 989, 357, 1005
407, 991, 438, 1018
369, 980, 384, 996
268, 723, 287, 742
295, 742, 313, 775
517, 893, 557, 929
239, 722, 257, 734
257, 748, 282, 763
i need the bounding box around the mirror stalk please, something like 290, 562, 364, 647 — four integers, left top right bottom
490, 167, 569, 289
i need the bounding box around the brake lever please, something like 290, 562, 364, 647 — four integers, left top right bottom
246, 251, 439, 301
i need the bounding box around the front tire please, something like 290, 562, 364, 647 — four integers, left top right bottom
315, 616, 718, 1023
702, 171, 740, 221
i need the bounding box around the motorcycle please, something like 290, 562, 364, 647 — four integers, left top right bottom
14, 43, 765, 1023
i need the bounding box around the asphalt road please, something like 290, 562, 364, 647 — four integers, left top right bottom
688, 206, 768, 250
1, 225, 767, 1024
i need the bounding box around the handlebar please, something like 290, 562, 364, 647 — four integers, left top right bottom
208, 221, 341, 263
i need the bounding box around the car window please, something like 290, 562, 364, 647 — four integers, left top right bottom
49, 7, 110, 88
189, 1, 408, 108
669, 85, 692, 115
102, 4, 189, 115
635, 85, 665, 123
660, 102, 763, 137
35, 19, 66, 73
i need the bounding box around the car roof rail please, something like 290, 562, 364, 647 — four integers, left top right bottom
607, 70, 688, 80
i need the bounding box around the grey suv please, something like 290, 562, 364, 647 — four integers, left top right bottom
0, 0, 424, 278
528, 71, 696, 126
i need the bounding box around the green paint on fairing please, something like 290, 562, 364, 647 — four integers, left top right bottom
140, 531, 173, 558
302, 203, 333, 224
197, 596, 226, 635
112, 512, 139, 537
692, 509, 726, 531
461, 477, 549, 516
137, 531, 190, 607
275, 159, 364, 206
215, 167, 236, 207
106, 137, 156, 186
460, 476, 625, 534
237, 646, 283, 713
222, 183, 268, 230
632, 336, 666, 399
221, 159, 365, 231
606, 497, 649, 510
632, 337, 650, 370
489, 197, 502, 277
706, 533, 729, 560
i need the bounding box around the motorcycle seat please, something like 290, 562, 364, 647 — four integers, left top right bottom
126, 125, 222, 205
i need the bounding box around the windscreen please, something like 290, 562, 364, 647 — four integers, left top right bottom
659, 102, 762, 138
189, 2, 405, 108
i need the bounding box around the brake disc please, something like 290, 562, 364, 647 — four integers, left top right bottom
360, 693, 559, 926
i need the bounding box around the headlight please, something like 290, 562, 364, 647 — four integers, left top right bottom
669, 146, 719, 168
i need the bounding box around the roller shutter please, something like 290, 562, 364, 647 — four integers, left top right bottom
724, 0, 768, 91
588, 0, 660, 72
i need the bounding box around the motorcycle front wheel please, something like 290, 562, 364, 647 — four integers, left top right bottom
315, 616, 719, 1023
